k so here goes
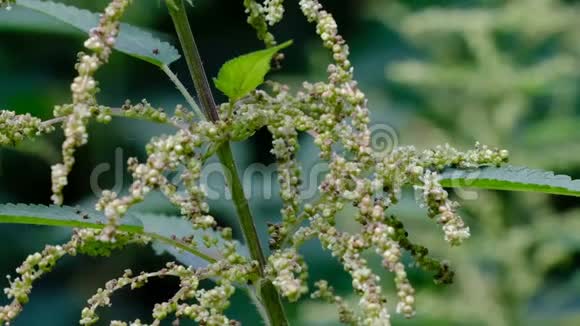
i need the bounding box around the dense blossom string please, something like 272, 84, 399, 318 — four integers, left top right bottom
51, 0, 132, 205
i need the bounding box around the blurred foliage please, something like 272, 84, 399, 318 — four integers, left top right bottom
344, 0, 579, 325
0, 0, 579, 325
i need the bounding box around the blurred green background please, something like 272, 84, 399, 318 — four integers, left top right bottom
1, 0, 580, 325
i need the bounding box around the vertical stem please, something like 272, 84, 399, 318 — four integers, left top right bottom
215, 143, 266, 267
216, 143, 289, 326
165, 1, 289, 325
166, 0, 219, 122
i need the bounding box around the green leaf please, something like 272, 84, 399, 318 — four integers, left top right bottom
0, 204, 219, 265
439, 165, 580, 197
214, 40, 293, 101
0, 203, 141, 229
141, 213, 248, 267
15, 0, 180, 67
0, 5, 79, 34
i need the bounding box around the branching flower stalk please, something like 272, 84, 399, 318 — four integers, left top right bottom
80, 260, 256, 325
0, 0, 519, 325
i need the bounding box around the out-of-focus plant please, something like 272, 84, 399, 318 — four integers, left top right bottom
365, 0, 580, 324
369, 0, 580, 166
0, 0, 579, 325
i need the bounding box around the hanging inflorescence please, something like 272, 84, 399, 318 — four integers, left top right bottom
0, 0, 510, 325
51, 0, 132, 205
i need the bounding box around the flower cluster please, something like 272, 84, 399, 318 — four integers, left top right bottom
0, 245, 69, 323
0, 110, 54, 146
300, 0, 353, 82
260, 0, 508, 323
311, 280, 356, 324
51, 0, 132, 205
80, 261, 253, 325
374, 143, 507, 245
366, 222, 415, 317
417, 171, 470, 245
116, 99, 169, 123
243, 0, 277, 47
316, 218, 392, 324
0, 228, 149, 324
265, 249, 308, 302
95, 117, 228, 240
263, 0, 285, 26
52, 100, 170, 126
385, 216, 455, 285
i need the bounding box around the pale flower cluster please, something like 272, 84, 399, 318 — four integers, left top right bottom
0, 110, 54, 145
80, 261, 252, 326
0, 228, 150, 325
265, 249, 308, 302
51, 0, 132, 205
263, 0, 285, 26
243, 0, 277, 47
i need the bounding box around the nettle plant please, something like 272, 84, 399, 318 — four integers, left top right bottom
0, 0, 579, 325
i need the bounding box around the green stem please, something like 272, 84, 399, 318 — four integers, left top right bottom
216, 143, 266, 267
216, 143, 289, 326
160, 64, 205, 119
165, 1, 289, 325
165, 0, 218, 122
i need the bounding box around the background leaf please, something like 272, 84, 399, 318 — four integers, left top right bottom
214, 40, 293, 101
139, 212, 248, 268
15, 0, 180, 66
0, 203, 227, 265
439, 165, 580, 197
0, 5, 78, 34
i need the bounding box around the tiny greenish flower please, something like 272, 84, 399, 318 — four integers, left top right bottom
0, 110, 54, 146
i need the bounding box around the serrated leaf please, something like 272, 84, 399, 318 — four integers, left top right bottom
15, 0, 180, 67
439, 165, 580, 197
139, 213, 248, 268
0, 5, 77, 34
0, 203, 142, 229
0, 204, 227, 265
214, 40, 293, 101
